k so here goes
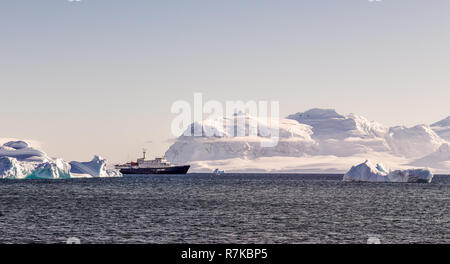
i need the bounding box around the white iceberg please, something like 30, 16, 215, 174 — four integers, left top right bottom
0, 140, 121, 179
69, 155, 118, 178
0, 156, 72, 180
0, 157, 30, 179
0, 140, 48, 162
343, 160, 434, 183
27, 158, 72, 180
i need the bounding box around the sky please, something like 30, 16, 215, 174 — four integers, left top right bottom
0, 0, 449, 163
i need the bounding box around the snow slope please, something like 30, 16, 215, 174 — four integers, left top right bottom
431, 116, 450, 142
188, 153, 413, 173
410, 143, 450, 171
287, 109, 387, 139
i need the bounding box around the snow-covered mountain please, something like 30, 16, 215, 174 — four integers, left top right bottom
165, 113, 317, 164
385, 125, 446, 159
431, 116, 450, 142
165, 109, 450, 173
287, 109, 387, 139
287, 109, 390, 157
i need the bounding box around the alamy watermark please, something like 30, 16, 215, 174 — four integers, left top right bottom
66, 237, 81, 244
367, 235, 382, 244
171, 93, 280, 147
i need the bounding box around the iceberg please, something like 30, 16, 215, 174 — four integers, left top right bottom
70, 155, 113, 178
0, 156, 72, 180
0, 140, 121, 179
388, 169, 434, 183
0, 140, 48, 162
26, 159, 72, 180
4, 141, 31, 150
343, 160, 434, 183
0, 157, 30, 179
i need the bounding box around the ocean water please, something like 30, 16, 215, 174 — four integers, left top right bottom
0, 174, 449, 244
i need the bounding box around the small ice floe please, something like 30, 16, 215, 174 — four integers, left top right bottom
213, 168, 225, 174
343, 160, 434, 183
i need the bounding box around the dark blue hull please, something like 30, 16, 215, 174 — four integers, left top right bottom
120, 165, 190, 175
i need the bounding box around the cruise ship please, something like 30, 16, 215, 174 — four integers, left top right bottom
116, 150, 190, 175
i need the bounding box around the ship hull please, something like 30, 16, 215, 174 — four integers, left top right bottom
120, 165, 190, 175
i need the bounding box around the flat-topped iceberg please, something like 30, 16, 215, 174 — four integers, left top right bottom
343, 160, 434, 183
0, 140, 121, 179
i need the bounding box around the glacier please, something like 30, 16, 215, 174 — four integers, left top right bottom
385, 125, 445, 159
166, 109, 450, 173
343, 160, 434, 183
165, 113, 318, 164
0, 141, 121, 180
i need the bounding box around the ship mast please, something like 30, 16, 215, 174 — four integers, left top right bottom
142, 148, 147, 160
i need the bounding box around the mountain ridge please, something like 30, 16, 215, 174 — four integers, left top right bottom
165, 109, 450, 173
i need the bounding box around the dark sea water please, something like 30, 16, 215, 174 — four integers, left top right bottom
0, 174, 449, 244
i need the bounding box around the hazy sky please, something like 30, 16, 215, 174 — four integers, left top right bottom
1, 0, 449, 162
